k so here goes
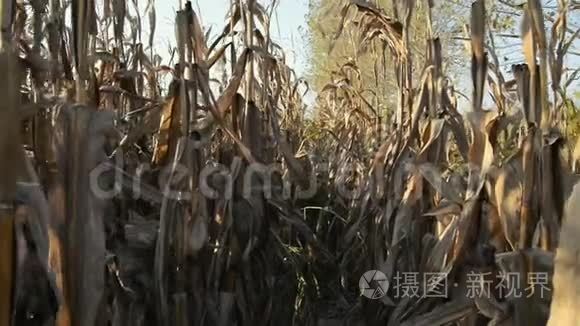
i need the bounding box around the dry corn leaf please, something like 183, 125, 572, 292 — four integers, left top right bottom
466, 111, 498, 196
470, 0, 485, 63
152, 83, 180, 166
549, 181, 580, 325
400, 299, 476, 326
471, 0, 487, 113
495, 151, 524, 250
522, 8, 536, 70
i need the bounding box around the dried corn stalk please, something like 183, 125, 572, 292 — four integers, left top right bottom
548, 181, 580, 325
0, 51, 24, 326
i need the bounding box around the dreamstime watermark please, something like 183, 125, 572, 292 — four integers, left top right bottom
359, 270, 551, 300
89, 152, 325, 201
87, 143, 507, 203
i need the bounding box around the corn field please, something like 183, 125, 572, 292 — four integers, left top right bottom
1, 0, 580, 325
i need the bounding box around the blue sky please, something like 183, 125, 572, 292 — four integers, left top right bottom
153, 0, 311, 76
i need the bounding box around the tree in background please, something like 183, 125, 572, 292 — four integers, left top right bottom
307, 0, 580, 114
307, 0, 431, 115
305, 0, 580, 177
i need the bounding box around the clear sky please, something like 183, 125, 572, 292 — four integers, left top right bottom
153, 0, 311, 76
